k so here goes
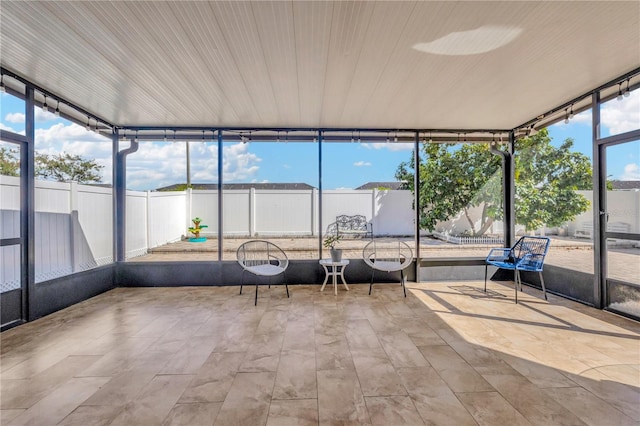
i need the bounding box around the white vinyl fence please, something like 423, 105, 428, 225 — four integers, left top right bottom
2, 174, 639, 291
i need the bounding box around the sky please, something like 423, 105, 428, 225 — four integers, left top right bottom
1, 90, 638, 190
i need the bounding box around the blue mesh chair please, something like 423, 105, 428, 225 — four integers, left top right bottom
237, 240, 289, 305
484, 236, 550, 303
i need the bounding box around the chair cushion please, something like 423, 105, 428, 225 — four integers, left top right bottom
372, 260, 403, 272
246, 264, 285, 276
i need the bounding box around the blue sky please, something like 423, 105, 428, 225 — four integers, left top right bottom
1, 91, 638, 190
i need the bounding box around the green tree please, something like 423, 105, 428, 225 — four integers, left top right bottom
395, 128, 592, 235
35, 152, 103, 184
0, 146, 20, 176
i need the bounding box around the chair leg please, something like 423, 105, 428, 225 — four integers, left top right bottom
515, 270, 520, 304
484, 264, 488, 292
255, 283, 259, 306
369, 269, 375, 295
284, 272, 289, 298
539, 271, 547, 300
240, 270, 245, 295
401, 270, 406, 298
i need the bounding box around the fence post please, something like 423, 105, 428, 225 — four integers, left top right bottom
312, 188, 317, 236
186, 187, 192, 236
372, 188, 378, 236
146, 191, 152, 250
249, 188, 256, 237
69, 181, 79, 272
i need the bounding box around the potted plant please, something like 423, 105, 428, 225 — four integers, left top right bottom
188, 217, 208, 242
323, 234, 343, 262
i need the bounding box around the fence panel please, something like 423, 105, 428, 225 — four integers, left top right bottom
255, 190, 314, 236
126, 191, 148, 258
77, 185, 113, 265
220, 190, 247, 236
148, 191, 187, 247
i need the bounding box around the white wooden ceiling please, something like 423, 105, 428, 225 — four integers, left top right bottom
1, 1, 638, 130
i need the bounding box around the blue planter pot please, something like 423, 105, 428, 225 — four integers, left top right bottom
189, 237, 207, 243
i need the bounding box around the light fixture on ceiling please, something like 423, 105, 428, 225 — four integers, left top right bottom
568, 105, 574, 120
564, 109, 570, 124
358, 131, 361, 143
42, 96, 49, 112
0, 74, 5, 92
120, 130, 128, 142
429, 132, 433, 143
94, 122, 100, 134
248, 132, 252, 142
241, 134, 247, 144
386, 132, 390, 143
86, 117, 91, 131
616, 82, 624, 101
54, 101, 60, 116
135, 130, 139, 142
163, 130, 167, 142
394, 132, 398, 143
624, 79, 631, 97
529, 125, 538, 136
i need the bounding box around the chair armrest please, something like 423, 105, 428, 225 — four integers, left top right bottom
486, 248, 511, 262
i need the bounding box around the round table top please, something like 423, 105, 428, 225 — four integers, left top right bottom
319, 258, 350, 266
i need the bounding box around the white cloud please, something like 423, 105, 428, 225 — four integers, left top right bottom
4, 108, 62, 124
361, 142, 413, 152
0, 122, 23, 134
601, 91, 640, 135
354, 161, 372, 167
5, 112, 24, 123
36, 108, 58, 122
621, 163, 640, 180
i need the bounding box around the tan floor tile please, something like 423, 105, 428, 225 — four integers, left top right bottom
7, 377, 110, 426
214, 372, 275, 426
0, 409, 25, 423
483, 373, 586, 425
377, 332, 429, 368
544, 386, 637, 426
1, 284, 638, 426
457, 391, 532, 426
351, 352, 407, 396
81, 371, 156, 406
396, 367, 477, 426
57, 405, 123, 426
364, 395, 424, 425
161, 402, 222, 426
1, 355, 102, 409
273, 349, 317, 399
418, 345, 494, 393
315, 333, 355, 371
109, 374, 194, 425
317, 369, 370, 425
266, 399, 319, 426
179, 352, 245, 403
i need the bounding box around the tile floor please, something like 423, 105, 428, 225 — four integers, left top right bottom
1, 281, 639, 425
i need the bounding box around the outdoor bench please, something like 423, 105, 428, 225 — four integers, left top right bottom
326, 214, 373, 239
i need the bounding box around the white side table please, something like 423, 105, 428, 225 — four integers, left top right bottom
319, 259, 350, 296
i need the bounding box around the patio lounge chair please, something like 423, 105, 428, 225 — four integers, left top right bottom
237, 240, 289, 305
484, 236, 550, 303
363, 239, 413, 297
